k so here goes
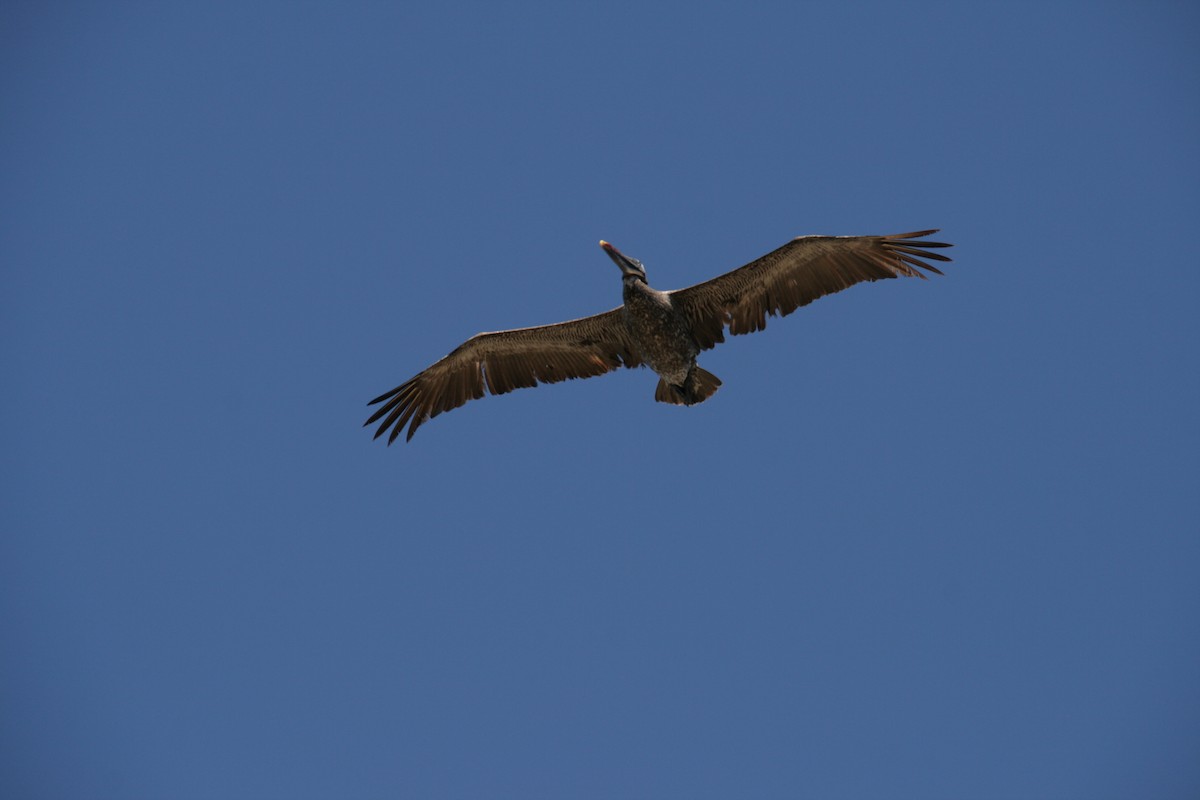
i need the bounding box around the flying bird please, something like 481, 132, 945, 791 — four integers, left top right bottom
366, 229, 952, 443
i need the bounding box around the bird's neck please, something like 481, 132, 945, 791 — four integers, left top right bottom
623, 276, 668, 309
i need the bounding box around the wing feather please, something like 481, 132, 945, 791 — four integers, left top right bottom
670, 230, 952, 348
365, 307, 641, 443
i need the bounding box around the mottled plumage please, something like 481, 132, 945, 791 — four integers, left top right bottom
365, 229, 952, 443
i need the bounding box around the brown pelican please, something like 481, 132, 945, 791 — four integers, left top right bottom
366, 229, 952, 443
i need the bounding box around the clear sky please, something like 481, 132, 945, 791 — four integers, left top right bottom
3, 2, 1198, 797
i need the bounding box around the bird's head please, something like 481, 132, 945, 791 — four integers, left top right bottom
599, 240, 647, 283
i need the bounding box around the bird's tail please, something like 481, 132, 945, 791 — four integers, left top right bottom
654, 367, 722, 406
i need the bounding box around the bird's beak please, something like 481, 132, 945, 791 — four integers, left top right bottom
599, 240, 642, 278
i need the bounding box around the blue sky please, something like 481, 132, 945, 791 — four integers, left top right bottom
3, 2, 1198, 797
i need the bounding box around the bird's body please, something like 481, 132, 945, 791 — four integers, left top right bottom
366, 229, 952, 443
620, 273, 711, 401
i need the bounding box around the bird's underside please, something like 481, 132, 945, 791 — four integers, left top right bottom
365, 229, 952, 443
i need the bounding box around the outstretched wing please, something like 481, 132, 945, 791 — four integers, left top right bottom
670, 230, 952, 349
365, 307, 642, 443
